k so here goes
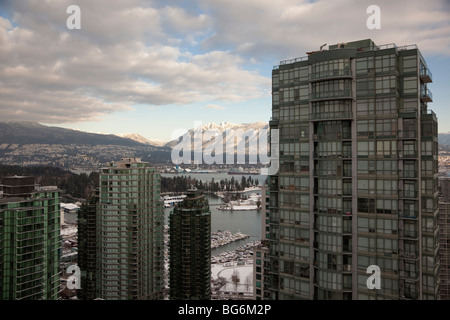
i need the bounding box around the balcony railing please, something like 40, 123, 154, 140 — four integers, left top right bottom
420, 67, 432, 83
399, 250, 419, 260
398, 109, 418, 118
397, 130, 417, 139
398, 170, 417, 179
399, 190, 418, 198
420, 88, 433, 103
399, 230, 418, 239
309, 69, 352, 82
399, 151, 418, 159
310, 111, 353, 121
310, 89, 352, 101
399, 211, 418, 219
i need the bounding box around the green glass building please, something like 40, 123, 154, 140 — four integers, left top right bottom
96, 158, 164, 300
77, 193, 98, 300
169, 189, 211, 300
0, 176, 61, 300
268, 39, 439, 300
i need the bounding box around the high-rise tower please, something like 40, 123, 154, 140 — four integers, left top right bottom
0, 176, 61, 300
169, 189, 211, 300
268, 39, 439, 300
439, 178, 450, 300
94, 157, 164, 300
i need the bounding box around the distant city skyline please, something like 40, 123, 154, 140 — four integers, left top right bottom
0, 0, 449, 141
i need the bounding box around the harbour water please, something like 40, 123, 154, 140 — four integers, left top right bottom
164, 192, 262, 256
65, 173, 265, 256
162, 172, 266, 255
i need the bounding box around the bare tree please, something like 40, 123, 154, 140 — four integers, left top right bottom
231, 269, 240, 291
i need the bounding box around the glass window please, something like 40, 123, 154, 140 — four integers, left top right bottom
375, 76, 396, 95
356, 57, 374, 75
357, 99, 375, 115
357, 141, 375, 157
403, 77, 418, 94
402, 55, 417, 73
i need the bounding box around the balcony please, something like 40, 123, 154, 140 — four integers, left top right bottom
398, 171, 417, 179
397, 130, 417, 139
399, 211, 418, 220
309, 69, 352, 82
398, 109, 418, 118
310, 89, 352, 101
420, 67, 432, 83
310, 111, 353, 121
398, 151, 418, 159
420, 88, 433, 103
399, 250, 419, 260
399, 230, 418, 240
398, 190, 418, 199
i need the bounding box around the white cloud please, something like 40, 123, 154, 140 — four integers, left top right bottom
0, 0, 269, 124
198, 0, 450, 59
0, 0, 448, 125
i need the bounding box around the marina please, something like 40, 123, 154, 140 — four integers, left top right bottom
217, 193, 261, 211
163, 194, 186, 208
211, 230, 249, 249
211, 240, 260, 264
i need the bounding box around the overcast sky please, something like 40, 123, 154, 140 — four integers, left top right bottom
1, 0, 449, 141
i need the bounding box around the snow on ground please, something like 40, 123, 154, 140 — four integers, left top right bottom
212, 260, 253, 294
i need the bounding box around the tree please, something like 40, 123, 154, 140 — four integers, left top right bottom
231, 270, 240, 291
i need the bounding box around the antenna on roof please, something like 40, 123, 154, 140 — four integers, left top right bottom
320, 43, 327, 50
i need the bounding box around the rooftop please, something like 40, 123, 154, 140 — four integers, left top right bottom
275, 39, 425, 69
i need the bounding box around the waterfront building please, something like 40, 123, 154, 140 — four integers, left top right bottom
439, 178, 450, 299
77, 193, 98, 300
254, 186, 270, 299
86, 157, 164, 300
0, 176, 61, 300
169, 189, 211, 300
268, 39, 439, 300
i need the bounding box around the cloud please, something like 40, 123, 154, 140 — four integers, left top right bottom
198, 0, 450, 59
0, 0, 269, 124
206, 104, 225, 110
0, 0, 448, 126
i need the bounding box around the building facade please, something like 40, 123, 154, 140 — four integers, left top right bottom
254, 186, 270, 299
439, 178, 450, 300
169, 189, 211, 300
0, 176, 61, 300
95, 157, 164, 300
77, 193, 98, 300
268, 39, 439, 300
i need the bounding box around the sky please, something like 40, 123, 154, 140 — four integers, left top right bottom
0, 0, 449, 142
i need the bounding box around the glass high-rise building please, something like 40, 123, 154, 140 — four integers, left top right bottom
268, 39, 439, 300
439, 178, 450, 300
169, 189, 211, 300
77, 193, 98, 300
94, 157, 164, 300
0, 176, 61, 300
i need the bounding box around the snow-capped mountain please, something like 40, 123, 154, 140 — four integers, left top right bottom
166, 121, 270, 155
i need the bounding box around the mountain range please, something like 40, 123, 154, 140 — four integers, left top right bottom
0, 121, 147, 147
2, 120, 449, 152
0, 120, 269, 149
